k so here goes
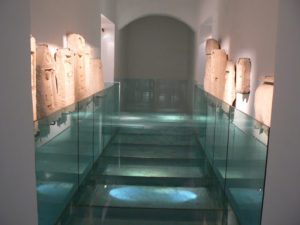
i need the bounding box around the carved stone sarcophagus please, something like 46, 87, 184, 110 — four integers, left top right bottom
255, 76, 274, 127
91, 58, 105, 94
211, 49, 228, 100
55, 48, 75, 108
36, 44, 58, 119
223, 61, 236, 106
67, 33, 90, 100
204, 39, 220, 94
236, 58, 251, 94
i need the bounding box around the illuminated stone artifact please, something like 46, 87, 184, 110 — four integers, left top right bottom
67, 33, 86, 52
205, 39, 220, 55
36, 44, 58, 119
236, 58, 251, 94
204, 39, 220, 94
255, 76, 274, 127
67, 33, 89, 100
84, 47, 93, 96
91, 58, 105, 94
55, 48, 75, 108
223, 61, 236, 106
31, 36, 37, 121
210, 49, 228, 100
33, 33, 104, 121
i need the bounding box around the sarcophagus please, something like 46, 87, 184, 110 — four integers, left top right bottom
36, 44, 58, 119
223, 61, 236, 106
236, 58, 251, 94
74, 52, 88, 100
204, 39, 220, 94
255, 76, 274, 127
84, 47, 93, 96
211, 49, 228, 100
67, 33, 90, 100
31, 36, 37, 121
55, 48, 75, 108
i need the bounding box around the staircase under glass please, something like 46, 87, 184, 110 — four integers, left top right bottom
65, 115, 228, 225
34, 80, 269, 225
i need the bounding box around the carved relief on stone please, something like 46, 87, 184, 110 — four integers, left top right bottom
204, 39, 220, 95
67, 33, 86, 53
36, 44, 58, 119
223, 61, 236, 106
255, 76, 274, 127
236, 58, 251, 94
31, 36, 37, 121
210, 49, 228, 100
84, 47, 93, 96
67, 33, 90, 100
73, 51, 89, 100
91, 58, 105, 94
55, 48, 75, 108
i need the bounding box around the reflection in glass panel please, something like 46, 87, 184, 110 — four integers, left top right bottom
34, 81, 269, 225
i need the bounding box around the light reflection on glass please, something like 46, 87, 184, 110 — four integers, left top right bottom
109, 187, 197, 203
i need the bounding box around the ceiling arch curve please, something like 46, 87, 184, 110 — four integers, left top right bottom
115, 0, 199, 31
120, 13, 196, 32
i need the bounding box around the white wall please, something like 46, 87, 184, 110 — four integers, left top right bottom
31, 0, 101, 55
194, 0, 218, 84
262, 1, 300, 224
195, 0, 279, 117
100, 0, 117, 24
0, 0, 38, 224
31, 0, 117, 58
218, 0, 279, 116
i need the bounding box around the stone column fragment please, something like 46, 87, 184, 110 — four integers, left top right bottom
236, 58, 251, 94
223, 61, 236, 106
91, 58, 105, 94
67, 33, 90, 100
55, 48, 75, 108
36, 44, 58, 119
211, 49, 228, 100
255, 76, 274, 127
204, 39, 220, 94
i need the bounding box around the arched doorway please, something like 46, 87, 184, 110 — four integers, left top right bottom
118, 15, 195, 113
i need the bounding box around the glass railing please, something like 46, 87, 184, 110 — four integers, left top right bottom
34, 83, 120, 225
34, 79, 269, 225
119, 78, 193, 113
193, 84, 270, 225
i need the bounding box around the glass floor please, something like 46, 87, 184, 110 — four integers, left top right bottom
37, 108, 267, 225
58, 113, 236, 225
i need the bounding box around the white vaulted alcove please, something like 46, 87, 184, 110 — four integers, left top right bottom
101, 14, 115, 82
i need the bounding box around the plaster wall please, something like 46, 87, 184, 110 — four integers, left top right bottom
31, 0, 101, 53
195, 0, 279, 117
262, 1, 300, 224
0, 0, 38, 224
31, 0, 117, 57
100, 0, 117, 24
